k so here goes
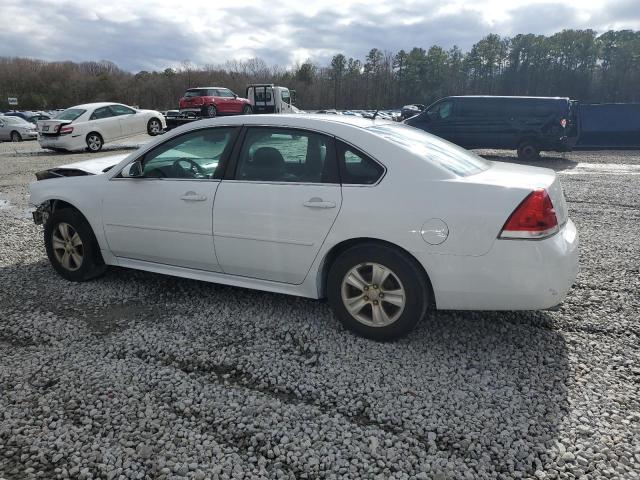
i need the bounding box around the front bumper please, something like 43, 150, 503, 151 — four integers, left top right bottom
421, 219, 579, 310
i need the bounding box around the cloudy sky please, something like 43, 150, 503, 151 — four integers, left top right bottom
1, 0, 639, 71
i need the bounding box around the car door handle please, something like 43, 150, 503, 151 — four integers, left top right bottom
180, 191, 207, 201
303, 197, 336, 209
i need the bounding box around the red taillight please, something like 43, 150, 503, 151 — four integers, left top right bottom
560, 118, 567, 128
499, 189, 558, 239
59, 126, 73, 135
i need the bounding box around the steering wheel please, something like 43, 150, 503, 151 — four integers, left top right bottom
172, 158, 206, 178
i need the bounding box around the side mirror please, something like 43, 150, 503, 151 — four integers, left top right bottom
233, 94, 238, 99
121, 160, 143, 178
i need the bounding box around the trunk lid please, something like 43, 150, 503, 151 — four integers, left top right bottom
37, 119, 71, 135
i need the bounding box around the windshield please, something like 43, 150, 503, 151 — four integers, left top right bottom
366, 124, 489, 176
54, 108, 86, 121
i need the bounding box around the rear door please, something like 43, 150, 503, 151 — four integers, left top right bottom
212, 126, 342, 284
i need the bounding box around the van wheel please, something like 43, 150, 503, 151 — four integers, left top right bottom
243, 105, 252, 114
327, 243, 429, 341
86, 133, 103, 152
44, 208, 107, 282
517, 141, 540, 161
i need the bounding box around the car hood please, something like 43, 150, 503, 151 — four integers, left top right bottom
35, 154, 129, 180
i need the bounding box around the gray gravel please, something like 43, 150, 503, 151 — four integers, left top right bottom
0, 145, 639, 479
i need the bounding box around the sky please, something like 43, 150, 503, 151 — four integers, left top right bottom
1, 0, 639, 72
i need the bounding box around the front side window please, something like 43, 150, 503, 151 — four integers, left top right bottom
137, 127, 237, 179
281, 89, 291, 105
90, 107, 114, 120
110, 104, 136, 116
428, 100, 453, 120
217, 89, 235, 98
336, 141, 384, 185
235, 127, 337, 183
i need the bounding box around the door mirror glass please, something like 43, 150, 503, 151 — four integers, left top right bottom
121, 160, 143, 178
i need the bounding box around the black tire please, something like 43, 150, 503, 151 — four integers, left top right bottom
206, 105, 217, 118
44, 208, 107, 282
517, 141, 540, 161
243, 105, 252, 115
327, 243, 429, 341
86, 132, 103, 152
147, 118, 162, 136
11, 131, 22, 142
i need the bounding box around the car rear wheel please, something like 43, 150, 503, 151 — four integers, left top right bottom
147, 118, 162, 136
11, 131, 22, 142
44, 208, 107, 282
206, 105, 217, 118
243, 105, 252, 115
86, 133, 103, 152
327, 243, 429, 341
517, 141, 540, 161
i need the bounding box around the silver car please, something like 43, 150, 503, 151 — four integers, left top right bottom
0, 115, 38, 142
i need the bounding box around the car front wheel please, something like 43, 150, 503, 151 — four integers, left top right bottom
44, 208, 106, 281
243, 105, 252, 114
11, 131, 22, 142
86, 132, 103, 152
327, 243, 429, 341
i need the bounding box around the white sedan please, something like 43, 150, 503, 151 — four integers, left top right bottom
29, 115, 578, 340
37, 102, 166, 152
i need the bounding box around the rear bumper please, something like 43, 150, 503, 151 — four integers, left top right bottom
421, 219, 579, 310
38, 135, 80, 151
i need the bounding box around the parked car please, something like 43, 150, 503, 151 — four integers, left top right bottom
36, 103, 166, 152
404, 96, 578, 160
401, 104, 425, 120
4, 111, 51, 124
29, 115, 578, 341
178, 87, 252, 117
0, 115, 38, 141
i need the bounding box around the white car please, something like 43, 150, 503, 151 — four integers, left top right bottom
29, 115, 578, 340
0, 115, 38, 142
37, 103, 166, 152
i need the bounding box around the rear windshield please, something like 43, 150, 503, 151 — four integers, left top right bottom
367, 124, 489, 176
2, 116, 30, 125
54, 109, 86, 121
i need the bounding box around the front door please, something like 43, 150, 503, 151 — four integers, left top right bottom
213, 126, 342, 284
110, 104, 141, 137
412, 99, 458, 144
102, 126, 238, 271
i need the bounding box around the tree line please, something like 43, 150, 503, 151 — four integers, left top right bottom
1, 29, 638, 112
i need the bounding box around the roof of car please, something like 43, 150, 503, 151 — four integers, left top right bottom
67, 102, 125, 110
190, 114, 395, 130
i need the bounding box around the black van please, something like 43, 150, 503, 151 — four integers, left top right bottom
404, 96, 578, 160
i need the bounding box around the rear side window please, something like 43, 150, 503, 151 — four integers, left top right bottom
336, 141, 384, 185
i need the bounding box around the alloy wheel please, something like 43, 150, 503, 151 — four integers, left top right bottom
52, 222, 84, 271
87, 134, 102, 151
149, 119, 161, 134
341, 262, 406, 327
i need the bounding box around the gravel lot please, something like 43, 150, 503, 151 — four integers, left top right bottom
0, 139, 638, 480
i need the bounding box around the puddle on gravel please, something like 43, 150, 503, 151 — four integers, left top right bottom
560, 163, 640, 175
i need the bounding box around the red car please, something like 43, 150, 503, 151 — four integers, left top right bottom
178, 87, 252, 117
